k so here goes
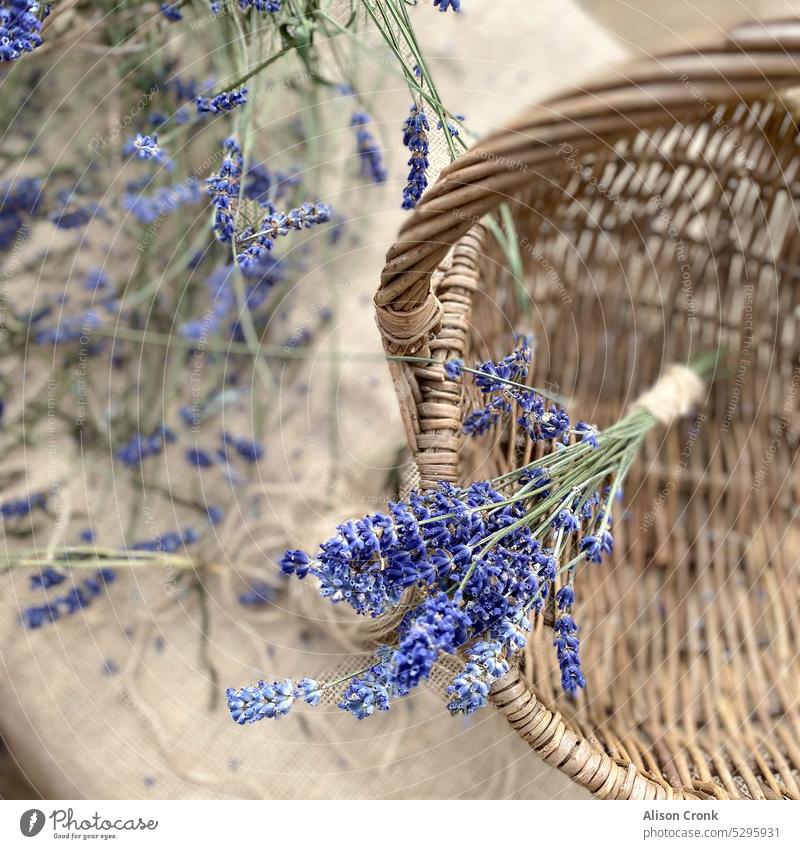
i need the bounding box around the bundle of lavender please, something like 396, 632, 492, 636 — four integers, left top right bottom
226, 340, 713, 725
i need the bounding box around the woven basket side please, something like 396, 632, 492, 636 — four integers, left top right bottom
377, 16, 800, 800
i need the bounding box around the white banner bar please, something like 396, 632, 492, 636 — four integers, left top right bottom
1, 800, 797, 848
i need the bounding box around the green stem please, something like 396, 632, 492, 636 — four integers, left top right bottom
208, 44, 296, 97
1, 546, 197, 573
321, 662, 376, 691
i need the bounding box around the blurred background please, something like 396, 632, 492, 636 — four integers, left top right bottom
0, 0, 795, 800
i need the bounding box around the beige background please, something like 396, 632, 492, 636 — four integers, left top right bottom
0, 0, 794, 800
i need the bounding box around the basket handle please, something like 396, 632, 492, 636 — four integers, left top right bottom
375, 17, 800, 353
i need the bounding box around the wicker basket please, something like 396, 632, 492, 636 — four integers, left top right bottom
375, 18, 800, 800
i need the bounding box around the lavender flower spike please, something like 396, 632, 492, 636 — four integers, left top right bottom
226, 679, 295, 724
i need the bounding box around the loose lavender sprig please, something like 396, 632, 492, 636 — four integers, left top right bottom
238, 579, 275, 606
206, 136, 331, 267
122, 178, 203, 224
1, 491, 47, 520
351, 112, 387, 184
235, 202, 331, 269
401, 103, 429, 209
116, 425, 177, 467
30, 567, 65, 589
359, 0, 467, 167
239, 0, 281, 11
206, 137, 245, 240
124, 134, 165, 162
0, 177, 42, 250
160, 2, 182, 20
443, 335, 573, 442
196, 86, 249, 114
131, 526, 200, 553
6, 542, 214, 630
220, 430, 264, 463
21, 568, 116, 629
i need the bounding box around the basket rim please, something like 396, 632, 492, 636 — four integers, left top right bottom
374, 15, 800, 355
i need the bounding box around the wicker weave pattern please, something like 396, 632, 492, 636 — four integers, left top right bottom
376, 18, 800, 799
